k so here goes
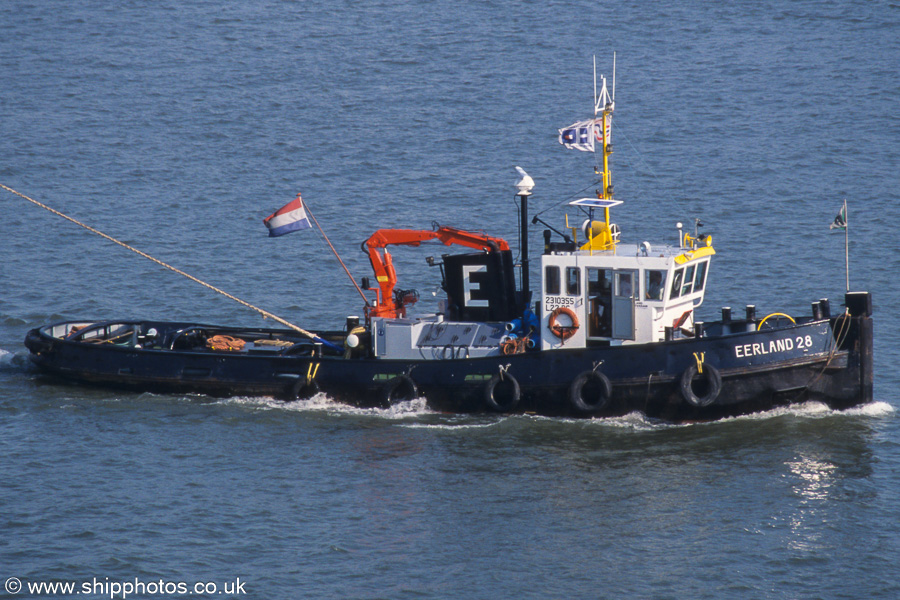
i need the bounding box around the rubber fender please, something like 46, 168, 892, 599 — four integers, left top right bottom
381, 374, 418, 407
484, 372, 521, 412
568, 370, 613, 413
679, 362, 722, 407
288, 378, 320, 401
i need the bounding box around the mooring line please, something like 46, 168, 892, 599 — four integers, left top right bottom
0, 183, 317, 339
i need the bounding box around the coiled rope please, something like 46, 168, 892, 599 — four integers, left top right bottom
1, 183, 317, 339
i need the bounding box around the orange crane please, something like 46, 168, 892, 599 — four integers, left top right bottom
362, 226, 511, 319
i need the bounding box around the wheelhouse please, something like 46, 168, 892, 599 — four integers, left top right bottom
540, 213, 715, 348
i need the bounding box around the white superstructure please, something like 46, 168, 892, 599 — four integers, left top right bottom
539, 234, 714, 348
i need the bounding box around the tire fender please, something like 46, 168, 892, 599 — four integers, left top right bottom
679, 363, 722, 407
568, 370, 613, 413
484, 372, 521, 412
288, 378, 320, 401
381, 374, 418, 407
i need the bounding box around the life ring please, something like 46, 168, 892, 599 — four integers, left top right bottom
287, 378, 320, 401
549, 307, 579, 341
679, 362, 722, 407
568, 370, 612, 413
484, 372, 521, 412
380, 374, 418, 407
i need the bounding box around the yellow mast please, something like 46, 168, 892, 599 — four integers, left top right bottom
594, 54, 615, 228
580, 55, 617, 255
559, 56, 620, 254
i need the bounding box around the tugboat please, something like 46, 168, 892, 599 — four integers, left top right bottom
23, 68, 873, 420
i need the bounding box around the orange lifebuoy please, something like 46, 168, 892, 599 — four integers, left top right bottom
548, 307, 579, 341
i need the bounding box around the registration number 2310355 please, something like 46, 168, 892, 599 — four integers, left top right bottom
545, 296, 575, 311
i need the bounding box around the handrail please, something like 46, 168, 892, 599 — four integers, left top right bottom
757, 312, 796, 331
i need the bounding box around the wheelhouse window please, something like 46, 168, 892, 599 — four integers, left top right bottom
670, 268, 684, 299
616, 272, 634, 298
566, 267, 581, 296
694, 261, 708, 292
670, 262, 707, 299
645, 270, 666, 301
545, 265, 560, 295
681, 264, 696, 296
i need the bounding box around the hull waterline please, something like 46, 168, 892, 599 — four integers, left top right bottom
25, 295, 873, 421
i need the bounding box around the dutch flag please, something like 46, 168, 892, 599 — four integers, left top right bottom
263, 194, 312, 237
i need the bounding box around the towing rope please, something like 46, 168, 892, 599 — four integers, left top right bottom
1, 183, 317, 339
800, 309, 853, 397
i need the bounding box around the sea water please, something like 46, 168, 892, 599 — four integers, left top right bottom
2, 1, 899, 598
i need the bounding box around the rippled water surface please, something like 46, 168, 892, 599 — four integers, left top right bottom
2, 1, 899, 598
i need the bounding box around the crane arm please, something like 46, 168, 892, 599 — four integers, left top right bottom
362, 226, 510, 318
364, 226, 510, 252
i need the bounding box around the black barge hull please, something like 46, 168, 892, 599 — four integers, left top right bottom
24, 293, 873, 421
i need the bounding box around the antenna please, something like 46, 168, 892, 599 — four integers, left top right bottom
612, 51, 616, 102
593, 55, 598, 114
843, 199, 850, 291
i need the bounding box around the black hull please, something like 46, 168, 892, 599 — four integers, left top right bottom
24, 296, 873, 422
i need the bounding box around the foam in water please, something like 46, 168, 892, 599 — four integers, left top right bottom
222, 393, 435, 420
401, 414, 514, 430
218, 392, 893, 430
507, 401, 896, 432
840, 401, 894, 417
0, 349, 30, 370
734, 400, 892, 420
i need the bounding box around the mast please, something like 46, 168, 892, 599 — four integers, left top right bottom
514, 167, 535, 303
521, 190, 530, 298
557, 55, 621, 252
594, 54, 615, 227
